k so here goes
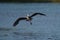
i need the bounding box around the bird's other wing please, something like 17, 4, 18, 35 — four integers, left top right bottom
30, 13, 46, 17
13, 17, 26, 26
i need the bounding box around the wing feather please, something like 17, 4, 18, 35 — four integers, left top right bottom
13, 17, 26, 26
30, 13, 46, 17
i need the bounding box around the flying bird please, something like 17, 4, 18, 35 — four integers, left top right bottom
13, 13, 46, 26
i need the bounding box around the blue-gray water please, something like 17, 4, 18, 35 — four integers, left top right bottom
0, 3, 60, 40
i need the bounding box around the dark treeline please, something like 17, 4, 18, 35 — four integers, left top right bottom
0, 0, 51, 3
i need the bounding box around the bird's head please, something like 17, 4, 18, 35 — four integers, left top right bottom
27, 14, 30, 17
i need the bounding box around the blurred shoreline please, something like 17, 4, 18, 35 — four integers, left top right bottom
0, 0, 60, 3
0, 0, 57, 3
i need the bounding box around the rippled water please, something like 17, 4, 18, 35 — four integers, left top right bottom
0, 3, 60, 40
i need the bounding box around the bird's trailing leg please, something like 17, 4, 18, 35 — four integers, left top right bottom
29, 20, 32, 25
30, 21, 32, 25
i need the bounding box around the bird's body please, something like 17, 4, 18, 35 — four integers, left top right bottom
13, 13, 46, 26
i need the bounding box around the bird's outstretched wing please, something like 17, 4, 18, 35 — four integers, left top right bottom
13, 17, 26, 26
30, 13, 46, 17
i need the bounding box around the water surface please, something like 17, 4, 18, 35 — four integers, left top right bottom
0, 3, 60, 40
